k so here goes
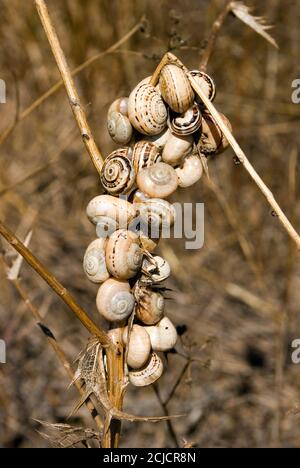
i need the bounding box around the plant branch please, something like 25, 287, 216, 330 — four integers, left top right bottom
199, 0, 233, 71
0, 220, 111, 347
34, 0, 104, 175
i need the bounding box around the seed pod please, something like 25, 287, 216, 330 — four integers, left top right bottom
175, 154, 203, 188
129, 352, 163, 387
132, 141, 161, 174
189, 70, 216, 102
106, 229, 143, 280
162, 133, 193, 166
159, 64, 194, 113
100, 149, 135, 195
128, 80, 168, 135
83, 238, 110, 284
135, 285, 165, 325
136, 162, 178, 199
170, 103, 202, 136
107, 111, 133, 145
108, 97, 129, 116
144, 317, 177, 352
123, 325, 151, 369
96, 278, 135, 322
86, 195, 136, 237
198, 112, 232, 155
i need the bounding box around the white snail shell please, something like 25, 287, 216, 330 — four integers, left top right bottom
162, 133, 193, 166
146, 128, 171, 150
107, 111, 133, 145
189, 70, 216, 102
144, 317, 177, 352
132, 141, 161, 174
129, 352, 163, 387
108, 97, 129, 116
83, 238, 110, 284
128, 80, 168, 136
198, 112, 232, 155
135, 198, 176, 233
159, 64, 194, 114
96, 278, 135, 322
142, 255, 171, 284
135, 285, 165, 325
170, 103, 202, 136
106, 229, 143, 280
175, 154, 203, 188
136, 162, 178, 199
132, 189, 150, 205
123, 325, 151, 369
100, 149, 135, 195
86, 195, 136, 236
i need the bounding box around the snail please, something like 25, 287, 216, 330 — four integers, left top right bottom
189, 70, 216, 102
86, 195, 136, 238
146, 127, 171, 150
107, 111, 133, 145
128, 80, 168, 135
100, 149, 135, 195
132, 189, 150, 205
198, 112, 232, 155
170, 103, 202, 136
123, 325, 151, 369
96, 278, 135, 322
136, 162, 179, 199
83, 238, 110, 284
162, 133, 193, 166
129, 352, 163, 387
159, 64, 194, 113
132, 141, 161, 174
108, 97, 129, 116
141, 255, 171, 284
144, 317, 177, 352
175, 154, 203, 188
135, 284, 165, 325
135, 198, 176, 235
106, 229, 143, 280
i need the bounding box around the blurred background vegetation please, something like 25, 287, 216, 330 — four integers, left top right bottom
0, 0, 300, 448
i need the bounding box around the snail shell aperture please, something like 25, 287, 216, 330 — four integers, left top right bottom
159, 64, 194, 114
128, 81, 168, 136
162, 133, 193, 166
83, 238, 110, 284
175, 154, 203, 188
106, 229, 143, 280
100, 149, 135, 195
123, 325, 151, 369
136, 162, 178, 199
129, 352, 163, 387
170, 103, 202, 136
198, 112, 232, 155
96, 278, 135, 322
142, 255, 171, 284
189, 70, 216, 102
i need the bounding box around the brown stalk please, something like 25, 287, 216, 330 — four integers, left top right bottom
0, 220, 110, 347
35, 0, 104, 175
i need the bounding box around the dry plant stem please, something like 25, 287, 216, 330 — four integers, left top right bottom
3, 269, 103, 432
0, 220, 110, 347
199, 0, 233, 71
35, 0, 104, 174
0, 19, 144, 147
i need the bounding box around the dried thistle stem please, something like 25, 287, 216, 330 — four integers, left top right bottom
0, 220, 111, 347
35, 0, 104, 174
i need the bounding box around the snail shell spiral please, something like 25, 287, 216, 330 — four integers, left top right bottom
100, 149, 135, 195
96, 278, 135, 322
83, 238, 110, 284
135, 198, 176, 233
135, 284, 165, 325
132, 141, 161, 174
136, 162, 178, 199
107, 111, 133, 145
170, 103, 202, 136
159, 64, 194, 113
128, 82, 168, 136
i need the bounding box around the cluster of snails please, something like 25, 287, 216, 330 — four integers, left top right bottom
83, 63, 232, 387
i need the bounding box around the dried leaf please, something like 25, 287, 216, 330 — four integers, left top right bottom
231, 2, 278, 48
35, 420, 100, 448
7, 230, 32, 280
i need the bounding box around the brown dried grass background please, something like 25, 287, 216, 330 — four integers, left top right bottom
0, 0, 300, 448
